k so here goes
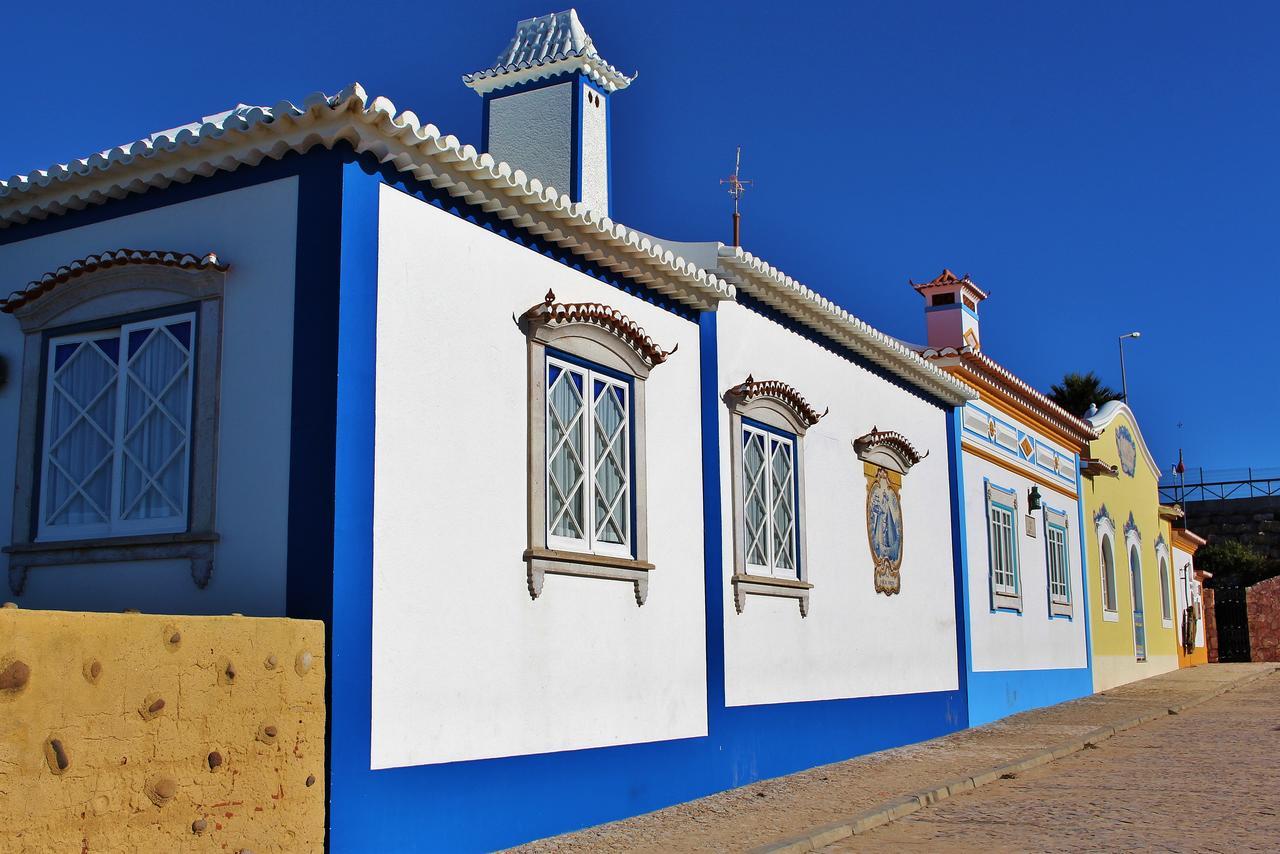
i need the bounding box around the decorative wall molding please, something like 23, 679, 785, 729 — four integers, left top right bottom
853, 427, 927, 475
521, 290, 673, 376
2, 249, 227, 315
524, 548, 652, 606
731, 573, 811, 617
723, 376, 826, 436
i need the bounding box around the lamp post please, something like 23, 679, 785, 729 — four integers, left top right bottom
1118, 331, 1141, 402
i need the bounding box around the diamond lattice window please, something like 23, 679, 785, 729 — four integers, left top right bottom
39, 313, 195, 540
545, 355, 630, 557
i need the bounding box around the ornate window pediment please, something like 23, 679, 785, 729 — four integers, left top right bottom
723, 376, 826, 437
853, 427, 928, 476
520, 290, 674, 379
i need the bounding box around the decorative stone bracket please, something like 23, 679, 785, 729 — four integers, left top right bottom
4, 532, 219, 596
732, 573, 812, 617
524, 547, 653, 606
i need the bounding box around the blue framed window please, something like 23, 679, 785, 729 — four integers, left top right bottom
1043, 503, 1072, 618
985, 480, 1022, 611
544, 350, 633, 559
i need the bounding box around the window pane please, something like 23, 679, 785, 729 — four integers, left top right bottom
547, 364, 585, 540
770, 438, 796, 574
743, 430, 768, 568
120, 323, 192, 521
592, 381, 628, 546
44, 340, 118, 527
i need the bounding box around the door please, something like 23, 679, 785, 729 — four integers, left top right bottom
1215, 586, 1251, 662
1130, 546, 1146, 661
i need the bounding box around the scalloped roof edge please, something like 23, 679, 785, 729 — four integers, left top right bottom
0, 83, 973, 405
0, 84, 730, 313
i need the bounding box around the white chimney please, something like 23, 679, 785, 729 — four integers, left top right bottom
463, 9, 635, 218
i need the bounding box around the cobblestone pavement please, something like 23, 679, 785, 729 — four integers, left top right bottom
510, 664, 1275, 853
829, 668, 1280, 853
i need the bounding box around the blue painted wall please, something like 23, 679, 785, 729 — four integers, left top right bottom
322, 159, 968, 851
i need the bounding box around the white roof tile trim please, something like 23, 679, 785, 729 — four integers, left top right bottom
0, 84, 730, 311
463, 9, 635, 94
717, 246, 977, 406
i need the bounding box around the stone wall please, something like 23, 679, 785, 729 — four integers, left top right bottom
1184, 495, 1280, 562
1247, 575, 1280, 662
0, 607, 325, 853
1203, 587, 1218, 663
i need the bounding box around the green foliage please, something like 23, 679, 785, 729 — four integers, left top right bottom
1197, 538, 1278, 587
1048, 371, 1122, 417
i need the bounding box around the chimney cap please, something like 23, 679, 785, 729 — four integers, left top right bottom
909, 268, 989, 301
463, 9, 636, 95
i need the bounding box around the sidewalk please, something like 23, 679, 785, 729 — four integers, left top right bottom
512, 663, 1277, 853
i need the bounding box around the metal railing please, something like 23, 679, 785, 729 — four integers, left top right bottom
1159, 466, 1280, 503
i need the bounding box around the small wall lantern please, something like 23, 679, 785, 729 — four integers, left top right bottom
1028, 485, 1043, 511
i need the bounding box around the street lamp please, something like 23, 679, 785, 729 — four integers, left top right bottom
1118, 331, 1141, 402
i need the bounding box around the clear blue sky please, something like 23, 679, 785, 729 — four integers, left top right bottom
6, 1, 1276, 474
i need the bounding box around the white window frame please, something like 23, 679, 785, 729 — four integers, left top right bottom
741, 421, 798, 579
986, 481, 1022, 612
6, 257, 226, 599
1097, 517, 1120, 621
1043, 504, 1072, 618
1158, 554, 1173, 627
725, 381, 816, 617
37, 312, 197, 543
544, 355, 631, 560
521, 296, 666, 607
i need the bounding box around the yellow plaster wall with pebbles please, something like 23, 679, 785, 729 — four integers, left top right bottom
0, 605, 325, 853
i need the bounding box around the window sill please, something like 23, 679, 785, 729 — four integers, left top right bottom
1102, 609, 1120, 623
5, 531, 219, 595
992, 590, 1022, 614
523, 547, 654, 606
1162, 618, 1174, 629
732, 573, 812, 617
1049, 600, 1073, 619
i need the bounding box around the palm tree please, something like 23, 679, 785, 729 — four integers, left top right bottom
1049, 371, 1122, 417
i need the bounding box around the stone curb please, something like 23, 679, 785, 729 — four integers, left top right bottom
750, 666, 1279, 854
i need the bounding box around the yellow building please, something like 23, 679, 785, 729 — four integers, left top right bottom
1081, 402, 1180, 690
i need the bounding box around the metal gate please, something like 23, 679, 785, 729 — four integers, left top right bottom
1214, 586, 1251, 662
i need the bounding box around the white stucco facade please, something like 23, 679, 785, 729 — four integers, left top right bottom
715, 302, 959, 707
0, 178, 299, 616
580, 83, 609, 214
959, 406, 1088, 673
369, 185, 708, 768
1172, 543, 1204, 648
487, 82, 574, 200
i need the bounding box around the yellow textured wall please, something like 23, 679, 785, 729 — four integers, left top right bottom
1082, 405, 1180, 691
0, 607, 325, 853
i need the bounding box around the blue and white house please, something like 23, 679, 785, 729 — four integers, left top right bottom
909, 271, 1098, 725
0, 9, 991, 850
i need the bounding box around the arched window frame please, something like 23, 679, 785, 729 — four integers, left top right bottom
1095, 508, 1119, 621
519, 292, 673, 606
1155, 536, 1173, 627
3, 251, 227, 596
724, 377, 824, 617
